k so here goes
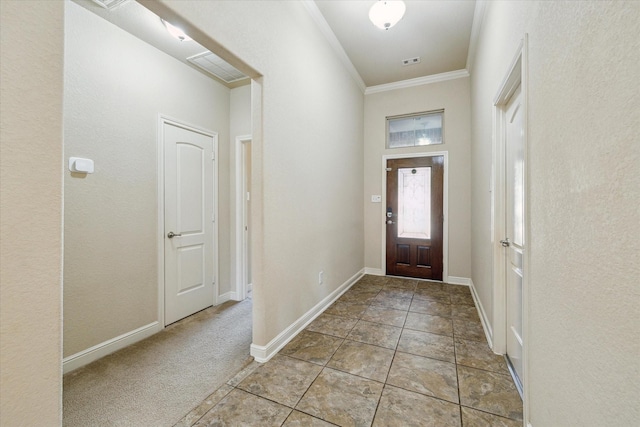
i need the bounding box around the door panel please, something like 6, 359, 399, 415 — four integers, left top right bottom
164, 122, 215, 325
177, 143, 205, 233
417, 246, 431, 267
505, 84, 524, 385
386, 156, 444, 280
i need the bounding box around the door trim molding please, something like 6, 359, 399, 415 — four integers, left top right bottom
234, 135, 252, 302
157, 115, 219, 327
381, 151, 449, 282
491, 34, 530, 422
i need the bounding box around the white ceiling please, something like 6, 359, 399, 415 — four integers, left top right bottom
73, 0, 250, 88
314, 0, 476, 87
74, 0, 476, 90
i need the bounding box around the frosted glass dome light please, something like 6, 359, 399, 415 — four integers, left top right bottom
369, 0, 406, 30
162, 19, 192, 42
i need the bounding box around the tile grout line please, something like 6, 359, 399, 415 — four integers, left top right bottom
369, 284, 413, 424
452, 288, 464, 426
190, 276, 520, 426
182, 385, 234, 427
284, 352, 328, 423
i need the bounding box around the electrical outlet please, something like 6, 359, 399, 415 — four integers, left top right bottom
318, 271, 324, 284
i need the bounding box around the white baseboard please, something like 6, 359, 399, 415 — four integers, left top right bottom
218, 291, 235, 303
63, 321, 162, 374
446, 276, 471, 286
250, 268, 365, 363
364, 267, 384, 276
468, 279, 494, 348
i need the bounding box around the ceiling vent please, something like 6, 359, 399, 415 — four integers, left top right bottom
187, 51, 247, 84
90, 0, 131, 10
402, 57, 421, 66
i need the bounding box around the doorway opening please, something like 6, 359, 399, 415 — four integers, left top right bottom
235, 135, 252, 301
62, 0, 263, 394
62, 0, 263, 424
382, 152, 448, 281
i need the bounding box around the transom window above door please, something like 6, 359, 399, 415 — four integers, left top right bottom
386, 110, 444, 149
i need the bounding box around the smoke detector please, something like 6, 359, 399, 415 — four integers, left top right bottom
402, 57, 421, 66
90, 0, 131, 10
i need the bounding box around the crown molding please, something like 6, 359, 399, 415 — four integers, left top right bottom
466, 0, 487, 73
364, 69, 470, 95
301, 0, 366, 93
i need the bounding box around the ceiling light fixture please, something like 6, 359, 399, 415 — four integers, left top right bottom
369, 0, 406, 31
161, 19, 192, 42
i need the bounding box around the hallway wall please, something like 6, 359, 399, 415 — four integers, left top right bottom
363, 77, 471, 279
0, 1, 64, 424
146, 1, 365, 349
470, 1, 639, 425
63, 2, 230, 357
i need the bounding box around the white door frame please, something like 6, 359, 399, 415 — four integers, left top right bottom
381, 151, 449, 282
157, 115, 219, 327
491, 35, 529, 419
234, 135, 252, 301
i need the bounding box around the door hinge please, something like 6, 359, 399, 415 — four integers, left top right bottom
211, 152, 215, 161
385, 167, 392, 172
211, 214, 215, 222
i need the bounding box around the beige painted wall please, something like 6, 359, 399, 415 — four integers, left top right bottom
230, 85, 252, 141
63, 2, 230, 357
470, 1, 639, 424
364, 78, 471, 278
145, 0, 365, 346
4, 1, 639, 425
0, 1, 64, 424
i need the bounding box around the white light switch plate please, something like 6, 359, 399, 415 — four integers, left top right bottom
371, 195, 382, 203
69, 157, 94, 173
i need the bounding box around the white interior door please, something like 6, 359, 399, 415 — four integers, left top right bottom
504, 84, 525, 386
164, 122, 215, 325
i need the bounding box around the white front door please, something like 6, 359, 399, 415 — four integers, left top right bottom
504, 84, 525, 386
164, 122, 215, 325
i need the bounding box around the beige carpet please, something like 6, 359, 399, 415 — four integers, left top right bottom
63, 299, 253, 427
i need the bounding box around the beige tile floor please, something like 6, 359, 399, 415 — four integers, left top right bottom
176, 275, 523, 427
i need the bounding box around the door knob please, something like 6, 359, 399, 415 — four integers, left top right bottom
386, 220, 395, 225
500, 238, 510, 247
167, 231, 182, 239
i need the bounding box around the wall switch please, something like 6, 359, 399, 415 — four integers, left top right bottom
318, 271, 324, 284
371, 195, 382, 203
